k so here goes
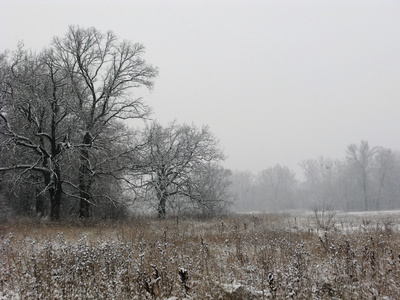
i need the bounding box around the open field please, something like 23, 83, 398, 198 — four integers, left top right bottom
1, 212, 400, 299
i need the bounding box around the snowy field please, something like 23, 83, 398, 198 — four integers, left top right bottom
1, 211, 399, 299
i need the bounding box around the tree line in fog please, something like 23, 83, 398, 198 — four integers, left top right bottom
231, 140, 400, 213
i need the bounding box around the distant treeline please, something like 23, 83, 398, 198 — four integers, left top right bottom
231, 141, 400, 213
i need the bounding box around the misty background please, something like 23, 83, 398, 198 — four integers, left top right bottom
1, 0, 400, 214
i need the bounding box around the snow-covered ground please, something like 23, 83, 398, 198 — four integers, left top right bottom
1, 212, 399, 299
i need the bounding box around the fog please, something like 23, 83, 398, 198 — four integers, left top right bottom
1, 0, 399, 176
231, 141, 400, 213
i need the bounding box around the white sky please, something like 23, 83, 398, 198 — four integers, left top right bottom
1, 0, 400, 176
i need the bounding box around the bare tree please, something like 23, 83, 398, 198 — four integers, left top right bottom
51, 26, 158, 218
1, 26, 157, 220
229, 170, 257, 212
187, 163, 233, 215
0, 46, 73, 220
300, 157, 341, 205
136, 122, 226, 218
346, 141, 376, 211
371, 147, 396, 210
258, 164, 297, 211
74, 123, 146, 219
300, 157, 342, 229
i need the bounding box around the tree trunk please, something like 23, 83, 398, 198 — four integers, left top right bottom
35, 187, 44, 217
79, 132, 92, 218
157, 193, 168, 219
42, 154, 63, 221
45, 168, 63, 221
79, 190, 90, 218
50, 184, 62, 221
362, 170, 368, 211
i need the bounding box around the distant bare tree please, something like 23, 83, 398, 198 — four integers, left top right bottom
301, 157, 341, 205
300, 157, 342, 229
258, 164, 297, 211
230, 171, 257, 212
346, 141, 376, 211
187, 163, 233, 215
164, 164, 232, 217
135, 122, 226, 218
371, 147, 395, 210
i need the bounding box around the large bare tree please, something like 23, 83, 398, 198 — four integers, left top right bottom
0, 46, 73, 220
1, 26, 157, 220
51, 26, 158, 218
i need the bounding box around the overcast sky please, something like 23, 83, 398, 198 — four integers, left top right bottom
1, 0, 399, 176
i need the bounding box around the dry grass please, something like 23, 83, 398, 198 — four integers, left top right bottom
1, 213, 399, 299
